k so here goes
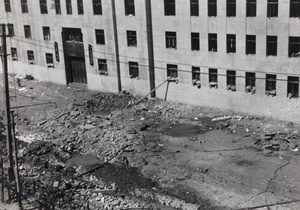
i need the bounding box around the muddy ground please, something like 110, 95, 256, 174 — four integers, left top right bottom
1, 74, 300, 210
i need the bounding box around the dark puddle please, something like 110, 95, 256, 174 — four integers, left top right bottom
66, 154, 99, 166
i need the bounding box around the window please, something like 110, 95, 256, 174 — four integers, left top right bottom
4, 0, 11, 12
209, 68, 218, 88
192, 66, 201, 88
246, 0, 256, 17
27, 50, 34, 64
265, 74, 276, 96
24, 25, 31, 39
245, 72, 256, 93
166, 31, 176, 49
227, 0, 236, 17
227, 34, 236, 53
289, 37, 300, 57
98, 59, 108, 76
77, 0, 84, 14
208, 0, 217, 17
40, 0, 48, 14
11, 48, 18, 61
7, 24, 14, 37
266, 36, 277, 56
164, 0, 175, 16
43, 27, 51, 41
191, 0, 199, 16
66, 0, 72, 14
208, 33, 217, 52
226, 70, 236, 91
287, 76, 299, 99
95, 29, 105, 44
125, 0, 135, 16
55, 0, 61, 14
129, 62, 139, 78
46, 53, 54, 68
21, 0, 28, 13
267, 0, 278, 17
191, 33, 200, 51
290, 0, 300, 17
93, 0, 102, 15
246, 35, 256, 54
127, 31, 137, 47
167, 64, 178, 80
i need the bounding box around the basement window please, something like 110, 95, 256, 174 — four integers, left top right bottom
93, 0, 102, 15
227, 0, 236, 17
227, 70, 236, 91
66, 0, 72, 14
166, 31, 176, 49
208, 33, 217, 52
46, 53, 54, 68
43, 26, 51, 41
209, 68, 218, 88
4, 0, 11, 12
24, 25, 31, 39
11, 48, 18, 61
227, 34, 236, 53
208, 0, 217, 17
191, 32, 200, 51
192, 66, 201, 88
267, 0, 278, 17
95, 29, 105, 45
40, 0, 48, 14
7, 24, 14, 37
246, 0, 256, 17
246, 35, 256, 54
289, 37, 300, 57
127, 31, 137, 47
290, 0, 300, 18
129, 61, 139, 79
190, 0, 199, 16
27, 50, 35, 64
55, 0, 61, 14
125, 0, 135, 16
266, 36, 277, 56
265, 74, 276, 96
287, 76, 299, 99
21, 0, 28, 13
164, 0, 175, 16
245, 72, 256, 93
167, 64, 178, 82
98, 59, 108, 76
77, 0, 84, 14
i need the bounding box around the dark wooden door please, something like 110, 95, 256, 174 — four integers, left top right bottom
70, 59, 87, 84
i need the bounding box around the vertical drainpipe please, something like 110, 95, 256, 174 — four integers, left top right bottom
111, 0, 122, 92
145, 0, 156, 97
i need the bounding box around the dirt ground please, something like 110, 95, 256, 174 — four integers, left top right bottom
1, 74, 300, 210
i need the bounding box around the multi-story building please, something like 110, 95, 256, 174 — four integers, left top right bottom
1, 0, 300, 122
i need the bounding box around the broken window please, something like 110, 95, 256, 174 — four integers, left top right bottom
24, 25, 31, 39
95, 29, 105, 45
93, 0, 102, 15
266, 36, 277, 56
164, 0, 175, 16
98, 59, 108, 76
246, 0, 256, 17
77, 0, 84, 14
43, 26, 51, 41
227, 34, 236, 53
27, 50, 34, 64
129, 61, 139, 78
166, 31, 176, 49
265, 74, 276, 96
7, 24, 14, 37
127, 31, 137, 47
287, 76, 299, 99
4, 0, 11, 12
267, 0, 278, 17
226, 70, 236, 91
208, 0, 217, 17
245, 72, 256, 93
40, 0, 48, 14
208, 33, 217, 52
55, 0, 61, 14
46, 53, 54, 68
290, 0, 300, 17
227, 0, 236, 17
191, 0, 199, 16
192, 66, 201, 88
289, 37, 300, 57
191, 32, 200, 51
66, 0, 72, 14
167, 64, 178, 81
125, 0, 135, 16
246, 35, 256, 54
11, 48, 18, 61
21, 0, 28, 13
209, 68, 218, 88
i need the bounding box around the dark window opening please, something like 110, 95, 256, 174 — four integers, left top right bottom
129, 61, 139, 78
245, 72, 256, 93
267, 0, 278, 17
267, 36, 277, 56
95, 29, 105, 45
246, 0, 256, 17
246, 35, 256, 54
164, 0, 175, 16
55, 0, 61, 14
208, 33, 217, 52
24, 25, 31, 39
21, 0, 28, 13
289, 37, 300, 57
209, 68, 218, 88
191, 0, 199, 16
11, 48, 18, 61
208, 0, 217, 17
166, 31, 176, 49
287, 76, 299, 99
98, 59, 108, 76
125, 0, 135, 16
290, 0, 300, 17
227, 0, 236, 17
77, 0, 84, 14
227, 34, 236, 53
265, 74, 276, 96
167, 64, 178, 81
4, 0, 11, 12
46, 53, 54, 68
40, 0, 48, 14
227, 70, 236, 91
191, 32, 200, 51
65, 29, 83, 42
43, 26, 51, 41
93, 0, 102, 15
192, 66, 201, 88
27, 50, 34, 64
66, 0, 72, 14
7, 24, 14, 37
127, 31, 137, 47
